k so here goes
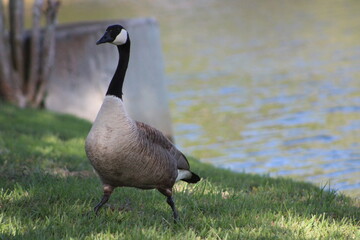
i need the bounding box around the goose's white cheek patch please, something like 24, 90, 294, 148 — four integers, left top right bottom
112, 29, 128, 45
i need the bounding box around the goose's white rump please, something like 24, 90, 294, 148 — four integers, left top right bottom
176, 170, 192, 182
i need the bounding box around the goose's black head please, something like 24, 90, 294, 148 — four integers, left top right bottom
96, 25, 129, 46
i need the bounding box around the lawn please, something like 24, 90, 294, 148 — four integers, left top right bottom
0, 103, 359, 239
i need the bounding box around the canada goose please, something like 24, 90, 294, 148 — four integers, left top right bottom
85, 25, 200, 222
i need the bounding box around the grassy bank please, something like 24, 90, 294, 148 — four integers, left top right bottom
0, 104, 359, 239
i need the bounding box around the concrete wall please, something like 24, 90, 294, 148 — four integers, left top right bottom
45, 18, 173, 139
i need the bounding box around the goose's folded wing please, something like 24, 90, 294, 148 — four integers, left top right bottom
135, 121, 190, 170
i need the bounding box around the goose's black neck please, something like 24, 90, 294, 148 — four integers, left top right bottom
106, 40, 130, 100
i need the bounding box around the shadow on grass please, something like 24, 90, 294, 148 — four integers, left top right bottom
0, 104, 91, 141
0, 104, 91, 172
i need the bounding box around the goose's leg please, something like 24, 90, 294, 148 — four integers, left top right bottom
166, 196, 179, 222
94, 184, 114, 214
158, 188, 179, 223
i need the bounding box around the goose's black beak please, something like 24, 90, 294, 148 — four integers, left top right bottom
96, 32, 112, 45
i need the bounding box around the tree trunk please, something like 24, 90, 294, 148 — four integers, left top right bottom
26, 0, 43, 103
34, 0, 60, 106
0, 0, 60, 108
0, 0, 16, 104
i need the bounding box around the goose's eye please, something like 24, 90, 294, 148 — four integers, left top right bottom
108, 29, 118, 38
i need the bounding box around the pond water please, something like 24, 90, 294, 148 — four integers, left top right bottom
47, 0, 360, 197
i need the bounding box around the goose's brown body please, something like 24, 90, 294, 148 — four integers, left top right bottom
85, 96, 193, 190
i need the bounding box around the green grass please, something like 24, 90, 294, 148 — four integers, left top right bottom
0, 103, 359, 240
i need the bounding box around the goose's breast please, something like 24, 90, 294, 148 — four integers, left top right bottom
85, 95, 136, 169
85, 124, 135, 169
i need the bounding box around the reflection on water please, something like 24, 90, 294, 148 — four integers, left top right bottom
54, 0, 360, 197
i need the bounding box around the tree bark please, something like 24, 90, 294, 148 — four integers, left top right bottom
0, 0, 26, 106
34, 0, 60, 106
26, 0, 43, 103
9, 0, 24, 87
0, 0, 14, 103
